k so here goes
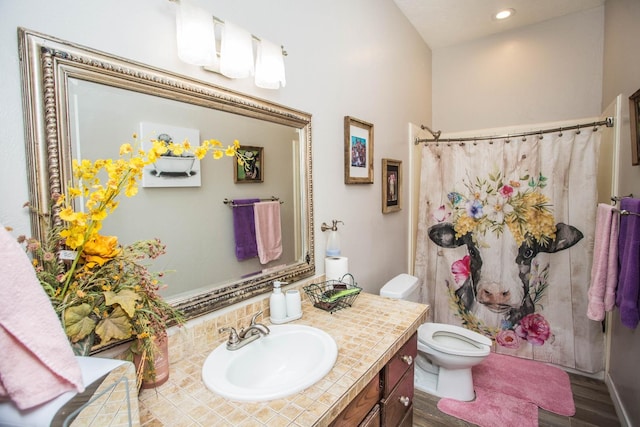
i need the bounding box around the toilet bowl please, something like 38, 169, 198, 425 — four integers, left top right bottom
380, 274, 492, 401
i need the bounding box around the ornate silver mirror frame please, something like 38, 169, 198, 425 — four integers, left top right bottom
17, 28, 314, 320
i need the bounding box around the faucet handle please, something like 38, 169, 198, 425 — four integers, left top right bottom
250, 310, 265, 326
219, 326, 239, 345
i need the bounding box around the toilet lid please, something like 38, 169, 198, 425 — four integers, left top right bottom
418, 323, 491, 357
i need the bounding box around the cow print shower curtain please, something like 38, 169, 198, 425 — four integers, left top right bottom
414, 125, 604, 373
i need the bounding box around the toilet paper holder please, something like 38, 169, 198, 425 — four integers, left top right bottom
321, 220, 343, 232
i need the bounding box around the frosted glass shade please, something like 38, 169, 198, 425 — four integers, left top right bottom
175, 0, 217, 66
219, 21, 254, 79
255, 39, 286, 89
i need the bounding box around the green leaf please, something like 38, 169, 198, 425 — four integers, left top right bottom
104, 289, 141, 317
64, 303, 97, 343
95, 305, 133, 343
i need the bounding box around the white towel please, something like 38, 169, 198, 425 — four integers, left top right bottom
253, 201, 283, 264
0, 224, 84, 409
587, 204, 619, 321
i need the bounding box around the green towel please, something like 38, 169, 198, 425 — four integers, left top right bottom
321, 287, 360, 303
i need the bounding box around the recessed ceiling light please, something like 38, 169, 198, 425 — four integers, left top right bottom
495, 8, 515, 20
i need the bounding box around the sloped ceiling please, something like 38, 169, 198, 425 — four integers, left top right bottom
393, 0, 605, 49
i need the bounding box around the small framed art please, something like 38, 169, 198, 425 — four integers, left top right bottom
629, 88, 640, 166
344, 116, 374, 184
382, 158, 401, 213
139, 122, 202, 188
234, 145, 263, 183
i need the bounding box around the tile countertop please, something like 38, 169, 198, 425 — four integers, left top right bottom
138, 291, 429, 427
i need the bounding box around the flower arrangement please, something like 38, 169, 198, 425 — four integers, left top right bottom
444, 171, 556, 246
18, 135, 246, 384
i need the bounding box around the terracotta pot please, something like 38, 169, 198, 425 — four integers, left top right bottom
134, 332, 170, 389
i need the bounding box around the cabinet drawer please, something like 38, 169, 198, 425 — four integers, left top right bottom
381, 366, 414, 427
382, 333, 417, 397
330, 373, 381, 427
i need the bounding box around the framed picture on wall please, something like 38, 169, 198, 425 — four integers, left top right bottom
382, 158, 402, 213
629, 88, 640, 166
344, 116, 374, 184
139, 122, 202, 188
234, 145, 264, 183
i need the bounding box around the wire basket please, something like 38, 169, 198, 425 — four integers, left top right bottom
303, 274, 361, 313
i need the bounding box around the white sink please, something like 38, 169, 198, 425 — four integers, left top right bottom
202, 324, 338, 402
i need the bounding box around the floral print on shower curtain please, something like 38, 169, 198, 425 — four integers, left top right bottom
414, 126, 604, 373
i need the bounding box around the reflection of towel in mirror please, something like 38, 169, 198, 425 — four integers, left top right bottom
0, 223, 84, 410
587, 204, 619, 321
254, 201, 283, 264
617, 198, 640, 329
232, 199, 260, 260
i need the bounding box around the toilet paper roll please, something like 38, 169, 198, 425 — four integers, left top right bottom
325, 256, 349, 282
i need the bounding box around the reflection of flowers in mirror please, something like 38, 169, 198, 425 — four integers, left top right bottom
15, 133, 244, 386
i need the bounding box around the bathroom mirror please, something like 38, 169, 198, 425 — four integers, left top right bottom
18, 28, 314, 320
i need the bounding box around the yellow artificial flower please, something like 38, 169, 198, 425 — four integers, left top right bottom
82, 234, 121, 267
119, 143, 133, 155
194, 146, 208, 159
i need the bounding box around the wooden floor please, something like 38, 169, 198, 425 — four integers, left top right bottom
413, 372, 621, 427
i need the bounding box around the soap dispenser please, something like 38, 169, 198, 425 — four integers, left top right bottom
324, 220, 344, 257
269, 281, 287, 322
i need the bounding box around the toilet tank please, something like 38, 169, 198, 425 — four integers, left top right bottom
380, 274, 421, 302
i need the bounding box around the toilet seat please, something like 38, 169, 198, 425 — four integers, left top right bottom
418, 323, 492, 357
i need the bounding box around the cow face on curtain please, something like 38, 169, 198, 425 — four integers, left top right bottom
427, 172, 583, 348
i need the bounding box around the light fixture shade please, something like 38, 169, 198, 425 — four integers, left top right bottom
176, 0, 217, 66
219, 21, 254, 79
255, 39, 286, 89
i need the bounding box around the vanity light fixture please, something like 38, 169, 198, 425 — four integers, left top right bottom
175, 0, 217, 66
494, 8, 515, 20
219, 21, 254, 79
171, 0, 286, 89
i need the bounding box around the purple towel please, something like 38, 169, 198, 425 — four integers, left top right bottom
232, 199, 260, 261
617, 198, 640, 328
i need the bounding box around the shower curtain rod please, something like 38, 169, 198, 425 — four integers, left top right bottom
415, 117, 614, 145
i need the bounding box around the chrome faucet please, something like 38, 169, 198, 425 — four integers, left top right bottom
219, 311, 270, 351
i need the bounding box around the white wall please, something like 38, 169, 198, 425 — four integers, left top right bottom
602, 1, 640, 425
432, 6, 604, 133
0, 0, 432, 294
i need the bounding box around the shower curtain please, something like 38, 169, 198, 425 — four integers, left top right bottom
414, 125, 604, 373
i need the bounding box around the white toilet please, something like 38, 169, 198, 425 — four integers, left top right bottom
380, 273, 492, 401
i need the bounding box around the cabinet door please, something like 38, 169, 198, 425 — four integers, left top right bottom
359, 404, 381, 427
330, 373, 381, 427
381, 366, 414, 427
382, 333, 417, 397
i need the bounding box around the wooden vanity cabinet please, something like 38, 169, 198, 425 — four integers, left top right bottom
330, 332, 418, 427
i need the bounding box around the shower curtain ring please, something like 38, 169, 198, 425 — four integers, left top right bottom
576, 125, 581, 135
558, 127, 563, 137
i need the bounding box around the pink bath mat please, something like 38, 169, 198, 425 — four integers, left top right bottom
437, 352, 575, 426
438, 387, 538, 427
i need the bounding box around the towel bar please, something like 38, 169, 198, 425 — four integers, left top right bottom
614, 208, 640, 217
224, 197, 282, 207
